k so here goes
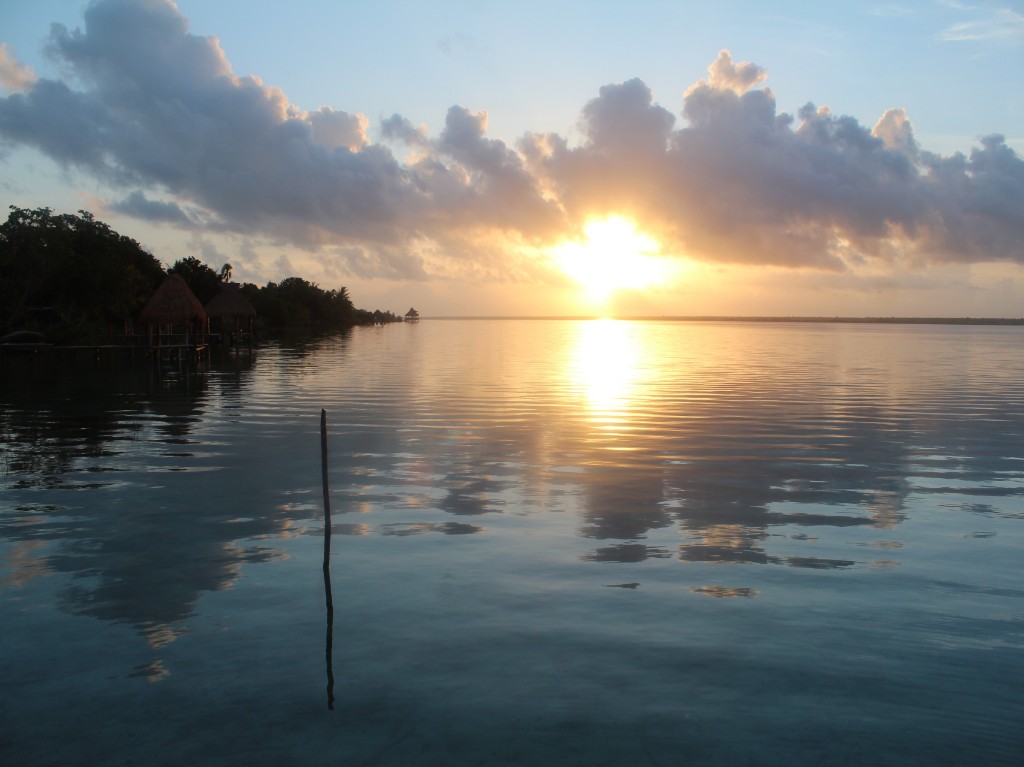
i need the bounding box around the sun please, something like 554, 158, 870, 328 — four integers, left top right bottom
552, 216, 674, 304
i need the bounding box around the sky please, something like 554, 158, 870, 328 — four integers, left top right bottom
1, 0, 1022, 318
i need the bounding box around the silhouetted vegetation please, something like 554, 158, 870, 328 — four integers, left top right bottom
168, 256, 225, 305
0, 206, 402, 342
0, 207, 166, 342
240, 278, 381, 331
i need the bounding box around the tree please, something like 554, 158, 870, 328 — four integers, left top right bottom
238, 278, 358, 330
167, 256, 225, 305
0, 206, 165, 339
0, 205, 400, 339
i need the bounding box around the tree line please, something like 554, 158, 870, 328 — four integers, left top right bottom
0, 206, 402, 343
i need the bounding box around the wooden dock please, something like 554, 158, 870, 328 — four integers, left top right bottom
0, 343, 210, 365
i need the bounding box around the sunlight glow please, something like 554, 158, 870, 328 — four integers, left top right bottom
553, 216, 674, 304
570, 319, 642, 418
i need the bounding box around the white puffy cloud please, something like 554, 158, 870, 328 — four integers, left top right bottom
872, 108, 918, 157
698, 49, 768, 95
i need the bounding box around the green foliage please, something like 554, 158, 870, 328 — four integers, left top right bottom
0, 206, 165, 340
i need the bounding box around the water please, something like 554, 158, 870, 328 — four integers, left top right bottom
2, 320, 1023, 765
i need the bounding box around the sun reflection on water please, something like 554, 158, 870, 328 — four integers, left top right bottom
569, 319, 643, 419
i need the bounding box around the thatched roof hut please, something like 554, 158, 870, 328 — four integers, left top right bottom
205, 283, 256, 339
140, 274, 208, 325
139, 275, 207, 348
205, 283, 256, 319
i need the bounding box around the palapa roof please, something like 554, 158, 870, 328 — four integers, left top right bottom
139, 274, 208, 324
205, 283, 256, 318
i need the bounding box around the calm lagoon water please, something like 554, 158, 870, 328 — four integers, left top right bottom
2, 319, 1023, 765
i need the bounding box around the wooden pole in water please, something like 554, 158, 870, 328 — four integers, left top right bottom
321, 408, 332, 567
320, 408, 335, 709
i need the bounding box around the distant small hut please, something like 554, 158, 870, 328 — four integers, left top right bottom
205, 283, 256, 343
405, 307, 420, 322
139, 274, 208, 348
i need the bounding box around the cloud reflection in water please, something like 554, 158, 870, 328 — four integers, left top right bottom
3, 322, 1024, 682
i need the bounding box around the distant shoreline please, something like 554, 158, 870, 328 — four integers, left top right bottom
425, 316, 1024, 325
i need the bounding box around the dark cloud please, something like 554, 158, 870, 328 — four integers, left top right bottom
0, 0, 1020, 281
918, 135, 1024, 262
580, 78, 676, 157
111, 190, 191, 224
431, 105, 563, 236
381, 114, 429, 148
0, 78, 124, 176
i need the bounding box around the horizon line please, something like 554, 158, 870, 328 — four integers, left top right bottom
420, 315, 1024, 325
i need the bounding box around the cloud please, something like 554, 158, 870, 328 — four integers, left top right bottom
872, 108, 918, 157
0, 44, 36, 92
191, 232, 229, 268
939, 6, 1024, 42
0, 0, 1021, 284
0, 0, 566, 276
111, 190, 192, 224
917, 134, 1024, 262
525, 52, 1023, 270
692, 49, 768, 95
307, 107, 369, 151
431, 105, 562, 235
274, 252, 297, 278
579, 78, 676, 156
381, 114, 429, 147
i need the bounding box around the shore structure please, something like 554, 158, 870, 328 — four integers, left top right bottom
205, 282, 257, 347
138, 274, 209, 360
1, 275, 213, 365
